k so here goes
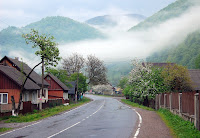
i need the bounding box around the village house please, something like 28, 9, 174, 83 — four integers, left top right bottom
68, 81, 76, 101
0, 56, 50, 113
188, 69, 200, 91
44, 73, 69, 104
0, 65, 40, 112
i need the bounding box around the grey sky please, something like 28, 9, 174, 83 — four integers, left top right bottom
0, 0, 175, 30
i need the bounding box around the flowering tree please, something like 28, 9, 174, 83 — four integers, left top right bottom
92, 84, 113, 95
126, 59, 167, 102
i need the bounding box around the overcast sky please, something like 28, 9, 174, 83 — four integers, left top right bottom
0, 0, 175, 30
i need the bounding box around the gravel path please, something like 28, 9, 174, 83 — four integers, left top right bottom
131, 107, 172, 138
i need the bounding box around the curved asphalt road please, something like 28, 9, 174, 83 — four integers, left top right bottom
0, 95, 137, 138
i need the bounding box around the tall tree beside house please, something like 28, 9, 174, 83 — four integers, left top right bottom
22, 29, 61, 110
86, 55, 107, 86
63, 53, 85, 102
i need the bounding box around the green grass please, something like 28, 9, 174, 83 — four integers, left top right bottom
157, 108, 200, 138
95, 94, 113, 97
1, 97, 91, 123
0, 127, 12, 132
121, 99, 155, 111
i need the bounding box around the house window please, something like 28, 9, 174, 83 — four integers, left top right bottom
0, 93, 8, 104
24, 92, 29, 101
43, 89, 47, 98
32, 92, 37, 103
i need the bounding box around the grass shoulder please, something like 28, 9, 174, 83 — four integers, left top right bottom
0, 128, 12, 133
121, 99, 154, 111
0, 97, 91, 123
157, 108, 200, 138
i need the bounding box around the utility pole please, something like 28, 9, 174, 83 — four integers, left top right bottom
40, 56, 44, 110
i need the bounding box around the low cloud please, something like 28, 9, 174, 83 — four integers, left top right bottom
4, 5, 200, 67
59, 5, 200, 62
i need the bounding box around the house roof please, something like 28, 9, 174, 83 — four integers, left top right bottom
188, 69, 200, 90
0, 56, 49, 87
68, 81, 76, 95
142, 62, 176, 68
0, 65, 40, 90
45, 73, 69, 91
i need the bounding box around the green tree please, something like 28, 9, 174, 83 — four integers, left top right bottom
69, 73, 88, 93
47, 68, 72, 88
118, 77, 128, 89
22, 29, 61, 110
161, 64, 193, 92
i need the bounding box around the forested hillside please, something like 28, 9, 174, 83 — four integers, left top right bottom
86, 14, 146, 28
129, 0, 194, 31
0, 16, 105, 56
106, 61, 132, 86
147, 30, 200, 69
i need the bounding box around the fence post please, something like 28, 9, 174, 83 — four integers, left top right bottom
179, 93, 182, 114
194, 93, 199, 130
164, 94, 166, 108
155, 94, 158, 110
169, 93, 172, 111
159, 94, 161, 108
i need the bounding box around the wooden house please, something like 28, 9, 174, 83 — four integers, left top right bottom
68, 81, 76, 101
0, 56, 49, 106
0, 65, 40, 112
44, 73, 69, 104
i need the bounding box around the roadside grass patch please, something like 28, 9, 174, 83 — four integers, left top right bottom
121, 99, 154, 111
0, 127, 12, 132
157, 108, 200, 138
2, 97, 91, 123
95, 94, 113, 97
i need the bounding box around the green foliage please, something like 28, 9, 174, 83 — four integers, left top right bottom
158, 108, 200, 137
47, 68, 71, 87
22, 29, 61, 69
129, 0, 194, 31
147, 30, 200, 69
118, 76, 128, 89
121, 99, 154, 111
3, 97, 91, 123
161, 64, 193, 92
0, 16, 105, 56
106, 61, 132, 86
69, 73, 88, 92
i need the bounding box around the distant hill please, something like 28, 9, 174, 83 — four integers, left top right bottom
147, 30, 200, 69
86, 14, 146, 27
0, 16, 105, 56
106, 61, 132, 86
129, 0, 194, 31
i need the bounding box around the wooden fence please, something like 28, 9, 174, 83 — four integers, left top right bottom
155, 91, 199, 130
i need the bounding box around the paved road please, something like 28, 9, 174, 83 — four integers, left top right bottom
0, 95, 137, 138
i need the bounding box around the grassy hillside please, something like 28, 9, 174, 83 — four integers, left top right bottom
129, 0, 194, 31
0, 16, 105, 56
147, 30, 200, 69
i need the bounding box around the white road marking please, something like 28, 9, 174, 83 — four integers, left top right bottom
133, 109, 142, 138
0, 121, 42, 137
116, 99, 142, 138
47, 100, 105, 138
0, 99, 93, 137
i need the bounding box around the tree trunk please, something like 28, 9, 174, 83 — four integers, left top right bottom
11, 96, 16, 116
13, 61, 42, 115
